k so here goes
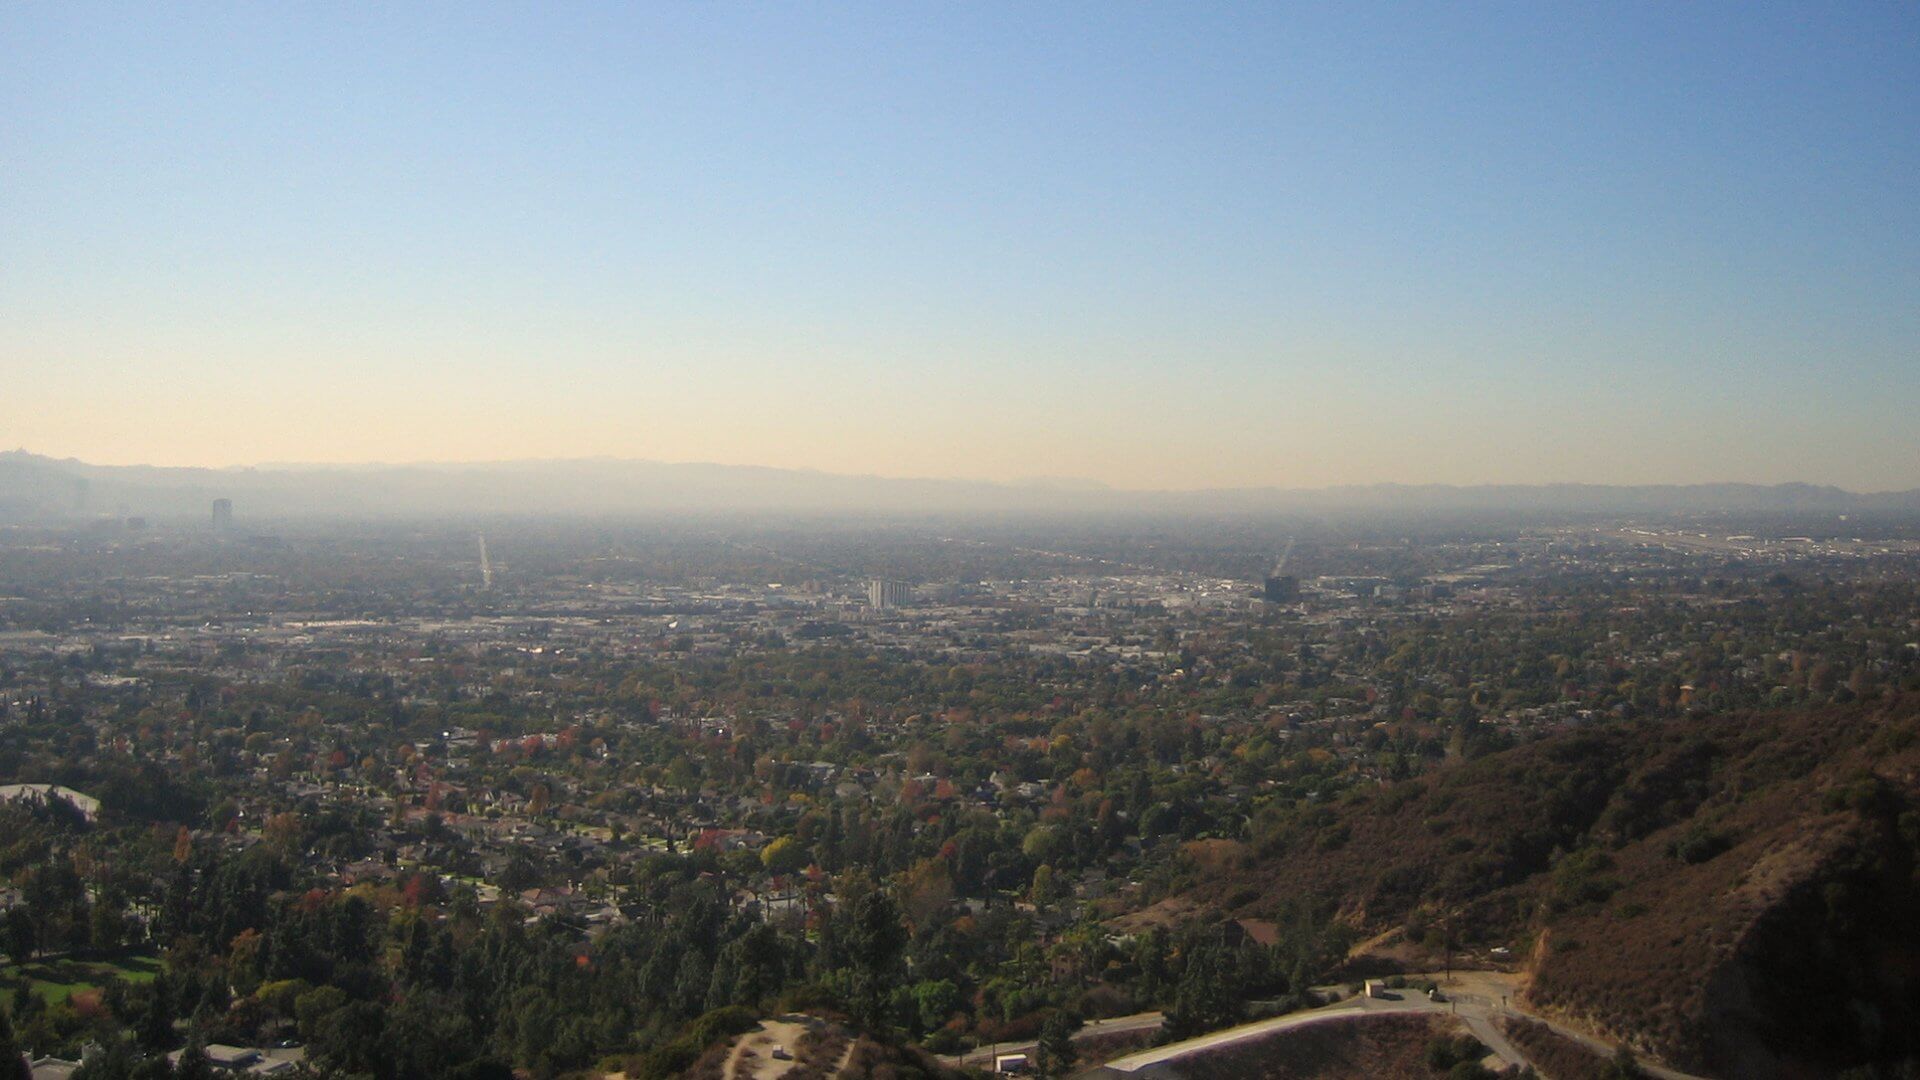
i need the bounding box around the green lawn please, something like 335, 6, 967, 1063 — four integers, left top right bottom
1, 953, 162, 1004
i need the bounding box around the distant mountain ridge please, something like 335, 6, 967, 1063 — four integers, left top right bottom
3, 450, 1917, 520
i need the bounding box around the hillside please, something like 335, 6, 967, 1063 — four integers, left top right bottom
1152, 697, 1920, 1077
1167, 1013, 1478, 1079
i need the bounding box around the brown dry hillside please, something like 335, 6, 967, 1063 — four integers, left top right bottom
1500, 1017, 1617, 1080
1170, 1013, 1470, 1080
1172, 696, 1920, 1078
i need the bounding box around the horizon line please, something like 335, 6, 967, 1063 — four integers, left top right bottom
9, 449, 1919, 499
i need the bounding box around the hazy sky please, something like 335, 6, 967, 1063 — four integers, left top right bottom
5, 4, 1918, 490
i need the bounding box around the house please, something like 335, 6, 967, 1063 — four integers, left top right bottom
165, 1045, 299, 1075
338, 859, 395, 885
29, 1057, 80, 1080
519, 886, 587, 919
206, 1047, 262, 1071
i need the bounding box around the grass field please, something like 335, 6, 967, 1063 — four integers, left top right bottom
0, 953, 163, 1004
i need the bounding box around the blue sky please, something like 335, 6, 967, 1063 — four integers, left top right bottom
4, 3, 1917, 488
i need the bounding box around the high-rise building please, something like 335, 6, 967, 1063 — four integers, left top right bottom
211, 498, 233, 532
867, 578, 912, 609
1262, 574, 1299, 603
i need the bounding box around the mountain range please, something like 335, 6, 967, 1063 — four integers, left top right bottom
4, 450, 1919, 520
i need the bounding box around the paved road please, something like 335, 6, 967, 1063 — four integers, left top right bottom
944, 971, 1712, 1079
946, 1011, 1167, 1069
1076, 980, 1713, 1080
1090, 1007, 1370, 1075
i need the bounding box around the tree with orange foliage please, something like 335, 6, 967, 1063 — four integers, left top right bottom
898, 857, 954, 936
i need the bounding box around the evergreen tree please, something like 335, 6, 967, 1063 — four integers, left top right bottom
1036, 1011, 1079, 1079
841, 882, 907, 1032
1165, 937, 1243, 1038
0, 1006, 29, 1080
173, 1040, 210, 1080
3, 910, 34, 967
136, 980, 175, 1052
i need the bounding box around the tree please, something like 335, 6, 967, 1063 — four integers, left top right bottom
136, 979, 176, 1052
760, 837, 809, 876
839, 883, 907, 1032
1022, 825, 1066, 863
1035, 1010, 1079, 1078
497, 850, 539, 894
1029, 864, 1059, 905
226, 930, 263, 998
173, 1040, 211, 1080
128, 1057, 172, 1080
386, 991, 480, 1080
89, 901, 126, 955
898, 858, 953, 935
1427, 1034, 1490, 1075
3, 910, 34, 966
0, 1006, 29, 1080
1165, 938, 1242, 1038
313, 1001, 388, 1078
908, 979, 959, 1034
709, 924, 791, 1009
293, 985, 349, 1042
1605, 1045, 1644, 1079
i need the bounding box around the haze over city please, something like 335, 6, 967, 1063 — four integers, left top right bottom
12, 8, 1920, 1080
6, 4, 1918, 490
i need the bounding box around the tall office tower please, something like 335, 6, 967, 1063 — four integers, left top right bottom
211, 498, 234, 532
1263, 574, 1299, 602
867, 579, 912, 609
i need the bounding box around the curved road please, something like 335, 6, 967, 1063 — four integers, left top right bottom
945, 972, 1710, 1080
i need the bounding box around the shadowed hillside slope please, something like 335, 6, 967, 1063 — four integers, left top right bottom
1170, 1013, 1470, 1079
1163, 697, 1920, 1077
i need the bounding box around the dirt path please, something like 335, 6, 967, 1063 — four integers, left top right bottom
829, 1038, 856, 1076
723, 1016, 817, 1080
